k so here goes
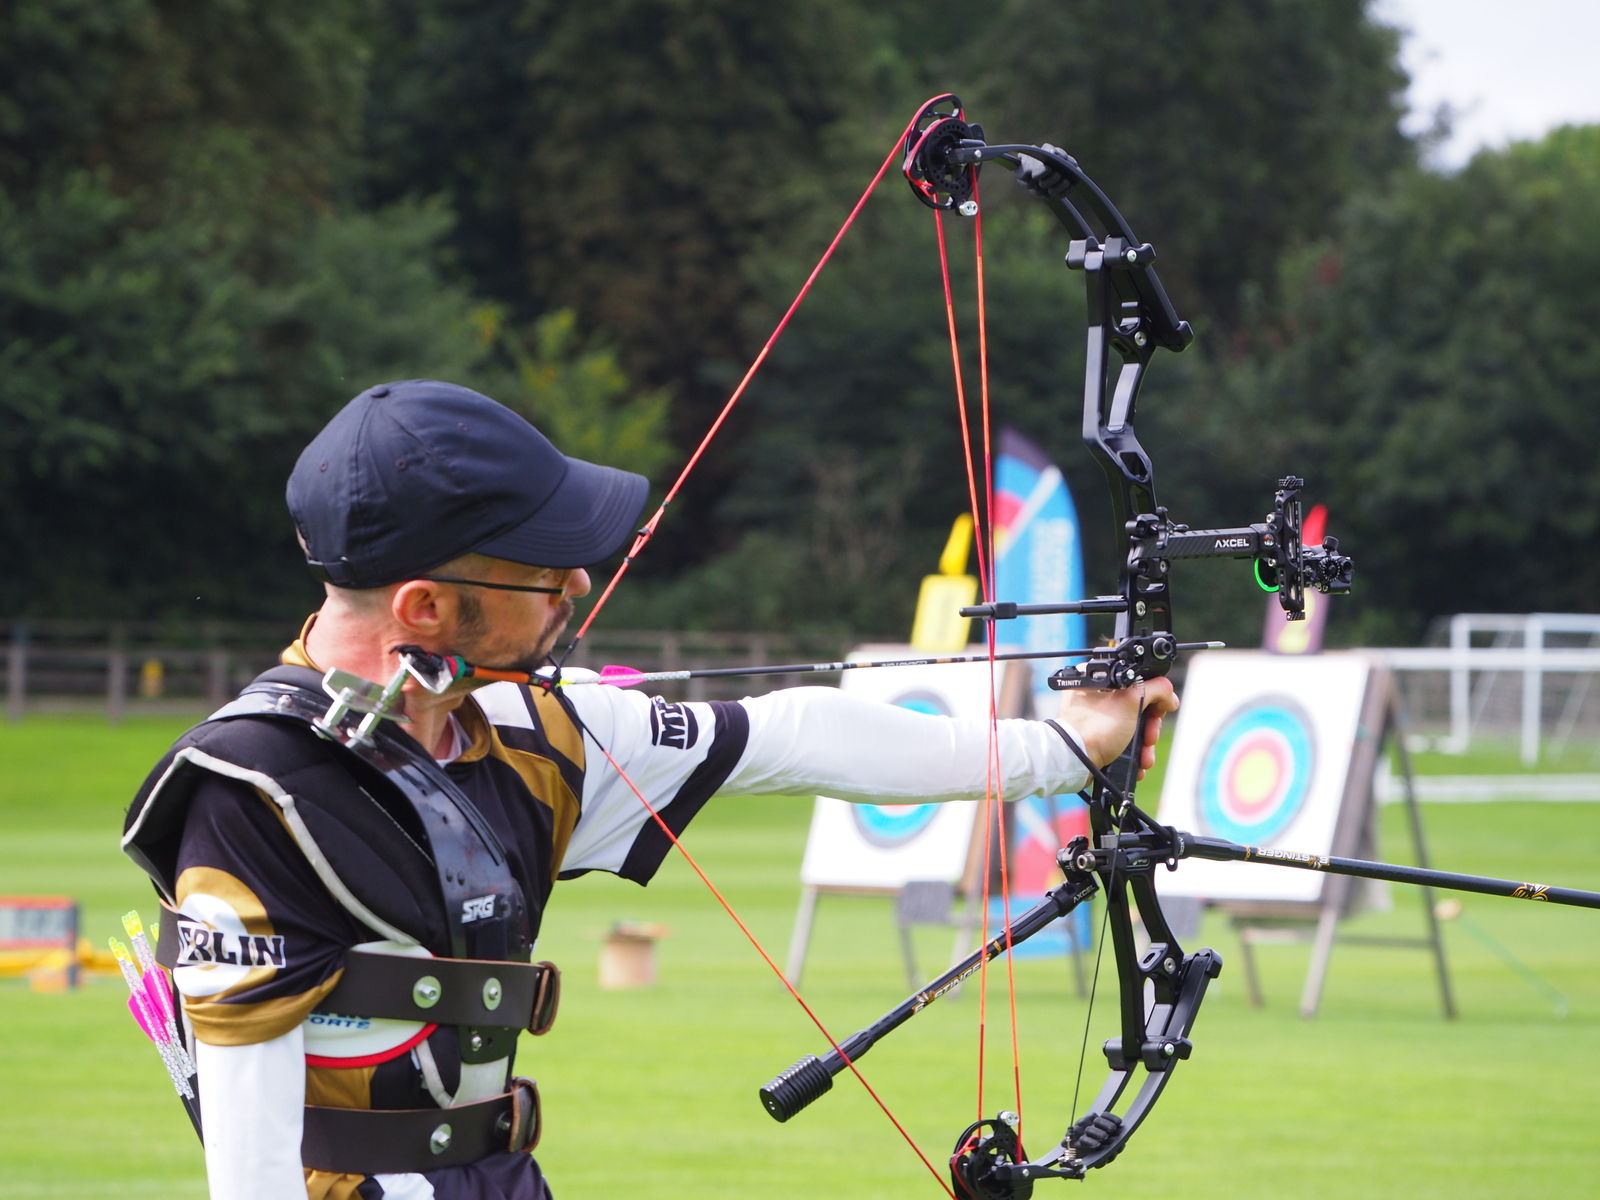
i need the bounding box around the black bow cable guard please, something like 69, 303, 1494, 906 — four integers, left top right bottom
756, 94, 1600, 1198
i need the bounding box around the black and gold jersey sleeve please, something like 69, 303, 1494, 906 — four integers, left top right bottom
471, 681, 750, 885
172, 773, 366, 1045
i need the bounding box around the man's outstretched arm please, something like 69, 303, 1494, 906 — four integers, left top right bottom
724, 676, 1176, 801
723, 686, 1091, 803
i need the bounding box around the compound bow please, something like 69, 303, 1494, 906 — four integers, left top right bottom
485, 91, 1600, 1198
747, 95, 1600, 1199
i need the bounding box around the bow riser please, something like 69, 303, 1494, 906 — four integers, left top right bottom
1078, 247, 1168, 660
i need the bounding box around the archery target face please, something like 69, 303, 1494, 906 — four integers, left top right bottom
1197, 698, 1315, 843
850, 803, 939, 846
800, 647, 992, 889
1155, 652, 1372, 904
849, 691, 944, 848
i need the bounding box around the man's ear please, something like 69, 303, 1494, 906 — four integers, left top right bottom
391, 580, 453, 637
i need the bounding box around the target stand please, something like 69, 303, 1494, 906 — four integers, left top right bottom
1227, 666, 1454, 1018
1157, 654, 1455, 1020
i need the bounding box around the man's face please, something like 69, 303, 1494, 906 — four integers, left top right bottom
445, 561, 590, 674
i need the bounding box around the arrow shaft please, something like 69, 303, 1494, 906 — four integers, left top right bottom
623, 647, 1098, 684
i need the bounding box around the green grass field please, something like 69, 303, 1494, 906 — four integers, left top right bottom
1406, 735, 1600, 775
2, 716, 1599, 1198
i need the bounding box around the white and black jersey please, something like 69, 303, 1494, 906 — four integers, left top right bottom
164, 629, 1090, 1200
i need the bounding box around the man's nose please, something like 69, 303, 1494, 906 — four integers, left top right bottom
566, 568, 592, 600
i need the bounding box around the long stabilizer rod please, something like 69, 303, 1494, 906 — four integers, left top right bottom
1181, 835, 1600, 909
758, 873, 1098, 1123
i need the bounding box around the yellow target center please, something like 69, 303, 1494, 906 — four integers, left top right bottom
1232, 749, 1280, 805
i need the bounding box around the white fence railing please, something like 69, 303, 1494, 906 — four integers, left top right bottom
1374, 613, 1600, 766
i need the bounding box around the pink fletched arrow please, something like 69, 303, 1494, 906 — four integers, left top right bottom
125, 989, 161, 1041
142, 967, 177, 1035
112, 918, 202, 1135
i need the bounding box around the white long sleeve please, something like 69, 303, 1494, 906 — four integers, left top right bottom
196, 1027, 306, 1200
547, 681, 1090, 876
723, 686, 1089, 802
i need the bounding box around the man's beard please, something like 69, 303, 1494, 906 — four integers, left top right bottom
515, 597, 574, 672
454, 594, 574, 675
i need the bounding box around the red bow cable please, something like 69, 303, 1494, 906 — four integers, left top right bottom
556, 99, 1026, 1196
934, 184, 1024, 1146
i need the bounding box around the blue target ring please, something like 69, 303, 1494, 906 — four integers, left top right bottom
1197, 697, 1315, 844
851, 692, 945, 847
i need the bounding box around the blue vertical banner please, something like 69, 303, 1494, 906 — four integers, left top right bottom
992, 429, 1093, 959
992, 428, 1087, 720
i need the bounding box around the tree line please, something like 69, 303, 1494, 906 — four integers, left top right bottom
1, 0, 1594, 647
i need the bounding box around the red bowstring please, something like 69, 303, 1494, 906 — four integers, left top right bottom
973, 181, 995, 609
936, 188, 1025, 1140
974, 179, 1025, 1141
934, 201, 1023, 1136
567, 102, 944, 652
933, 208, 989, 1116
588, 736, 956, 1198
935, 210, 990, 602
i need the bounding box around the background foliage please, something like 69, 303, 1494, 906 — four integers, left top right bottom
2, 0, 1595, 641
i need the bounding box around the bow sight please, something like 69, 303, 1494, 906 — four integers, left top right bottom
905, 96, 1354, 693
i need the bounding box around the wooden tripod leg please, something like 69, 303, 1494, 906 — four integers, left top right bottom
784, 885, 819, 989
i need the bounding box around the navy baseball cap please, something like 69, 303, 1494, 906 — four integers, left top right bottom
288, 380, 650, 588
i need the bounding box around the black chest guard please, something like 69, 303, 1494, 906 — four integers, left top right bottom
126, 667, 562, 1072
127, 665, 532, 963
125, 666, 559, 1171
215, 666, 532, 962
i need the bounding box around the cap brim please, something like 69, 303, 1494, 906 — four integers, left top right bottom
473, 457, 649, 569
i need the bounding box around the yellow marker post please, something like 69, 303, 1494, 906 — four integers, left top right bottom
910, 515, 980, 652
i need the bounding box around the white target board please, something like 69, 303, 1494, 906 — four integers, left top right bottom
798, 644, 991, 890
1155, 652, 1372, 903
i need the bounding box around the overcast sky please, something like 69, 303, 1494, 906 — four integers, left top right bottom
1376, 0, 1600, 165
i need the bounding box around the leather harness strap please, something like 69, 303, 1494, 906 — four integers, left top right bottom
301, 1076, 542, 1174
316, 949, 561, 1035
155, 904, 561, 1035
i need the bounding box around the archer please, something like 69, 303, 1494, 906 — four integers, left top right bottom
121, 377, 1175, 1199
